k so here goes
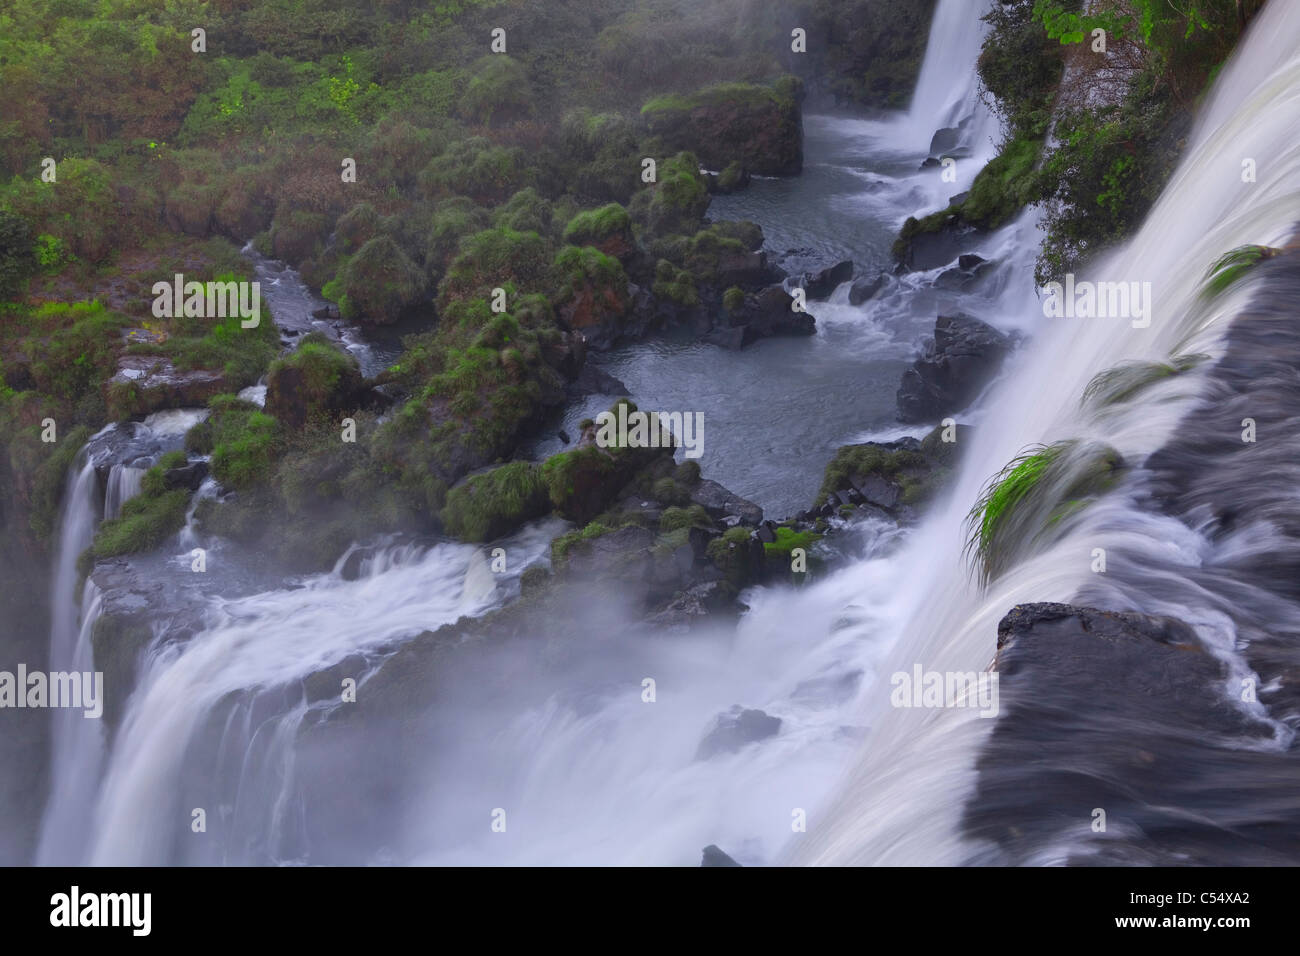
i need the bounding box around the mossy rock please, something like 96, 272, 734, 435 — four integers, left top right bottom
265, 337, 365, 429
440, 461, 551, 542
336, 235, 427, 325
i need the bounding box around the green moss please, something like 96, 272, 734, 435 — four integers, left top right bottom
658, 504, 711, 533
762, 525, 821, 557
440, 460, 550, 542
562, 203, 632, 247
206, 395, 280, 490
817, 444, 928, 508
336, 235, 426, 324
961, 136, 1043, 229
265, 337, 362, 427
438, 227, 552, 306
26, 425, 92, 542
551, 519, 614, 567
80, 467, 192, 573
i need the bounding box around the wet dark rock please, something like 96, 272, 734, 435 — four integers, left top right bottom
108, 357, 226, 417
848, 273, 887, 305
566, 362, 628, 398
966, 603, 1282, 864
701, 845, 742, 867
928, 126, 961, 157
935, 254, 997, 292
339, 546, 376, 582
717, 285, 816, 346
690, 479, 763, 526
818, 424, 969, 522
897, 313, 1012, 423
801, 259, 854, 299
163, 460, 208, 492
894, 216, 981, 272
696, 706, 782, 760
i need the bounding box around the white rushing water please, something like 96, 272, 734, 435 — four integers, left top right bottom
84, 521, 562, 865
35, 458, 103, 865
904, 0, 999, 155
794, 0, 1300, 864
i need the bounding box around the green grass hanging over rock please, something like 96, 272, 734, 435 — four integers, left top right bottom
1200, 244, 1280, 300
965, 439, 1125, 584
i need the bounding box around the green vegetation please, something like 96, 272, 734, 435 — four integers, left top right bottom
966, 440, 1125, 583
762, 525, 821, 558
817, 443, 929, 509
1200, 244, 1281, 299
440, 461, 550, 542
80, 456, 193, 573
1082, 355, 1207, 408
205, 395, 281, 490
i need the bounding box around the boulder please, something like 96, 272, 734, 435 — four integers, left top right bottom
801, 259, 854, 299
719, 285, 816, 345
690, 479, 763, 526
848, 273, 887, 305
896, 313, 1012, 423
966, 602, 1279, 864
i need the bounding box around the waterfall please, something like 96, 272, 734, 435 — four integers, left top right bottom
35, 1, 1300, 869
793, 0, 1300, 864
903, 0, 998, 156
83, 520, 561, 865
103, 464, 145, 521
34, 457, 103, 865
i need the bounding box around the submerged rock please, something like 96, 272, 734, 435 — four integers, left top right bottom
848, 273, 887, 305
696, 706, 782, 760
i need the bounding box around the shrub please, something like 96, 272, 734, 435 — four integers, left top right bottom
440, 461, 550, 541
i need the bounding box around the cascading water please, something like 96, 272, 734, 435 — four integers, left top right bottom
37, 0, 1300, 868
35, 456, 103, 865
83, 521, 562, 865
904, 0, 999, 156
794, 0, 1300, 865
103, 464, 145, 521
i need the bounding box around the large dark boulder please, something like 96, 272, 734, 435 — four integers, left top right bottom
966, 603, 1282, 864
690, 479, 763, 526
710, 285, 816, 348
897, 313, 1011, 422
